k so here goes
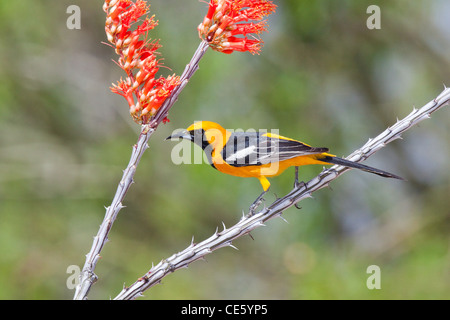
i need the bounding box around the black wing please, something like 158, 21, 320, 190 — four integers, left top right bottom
221, 132, 328, 167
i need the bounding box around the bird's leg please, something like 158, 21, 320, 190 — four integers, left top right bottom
247, 190, 267, 217
293, 167, 306, 210
293, 166, 306, 189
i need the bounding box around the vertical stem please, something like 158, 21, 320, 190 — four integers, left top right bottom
74, 124, 154, 300
73, 40, 210, 300
152, 40, 210, 124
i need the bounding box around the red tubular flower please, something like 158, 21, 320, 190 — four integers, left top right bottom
198, 0, 276, 54
140, 75, 180, 117
104, 0, 180, 124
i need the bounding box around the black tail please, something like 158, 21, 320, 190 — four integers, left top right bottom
320, 156, 404, 180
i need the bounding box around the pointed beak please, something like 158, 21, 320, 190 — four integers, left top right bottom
165, 129, 191, 141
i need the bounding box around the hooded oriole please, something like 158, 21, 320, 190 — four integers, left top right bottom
167, 121, 403, 212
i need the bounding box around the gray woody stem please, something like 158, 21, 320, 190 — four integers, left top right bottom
73, 40, 210, 300
114, 87, 450, 300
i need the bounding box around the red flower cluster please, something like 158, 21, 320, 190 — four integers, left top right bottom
198, 0, 277, 54
104, 0, 180, 124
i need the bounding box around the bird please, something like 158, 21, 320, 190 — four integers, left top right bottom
166, 121, 403, 214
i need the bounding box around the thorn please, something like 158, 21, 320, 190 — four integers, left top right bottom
190, 236, 195, 246
278, 214, 289, 223
221, 221, 227, 231
294, 203, 302, 210
257, 221, 266, 227
248, 232, 255, 240
228, 243, 239, 250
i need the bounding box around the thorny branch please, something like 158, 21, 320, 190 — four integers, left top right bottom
73, 40, 210, 300
113, 87, 450, 300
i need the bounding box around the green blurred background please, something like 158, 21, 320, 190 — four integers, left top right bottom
0, 0, 449, 299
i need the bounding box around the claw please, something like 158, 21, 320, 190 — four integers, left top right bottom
247, 190, 267, 216
295, 180, 307, 189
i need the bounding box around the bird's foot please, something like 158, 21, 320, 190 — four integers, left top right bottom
293, 166, 306, 189
247, 191, 266, 217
